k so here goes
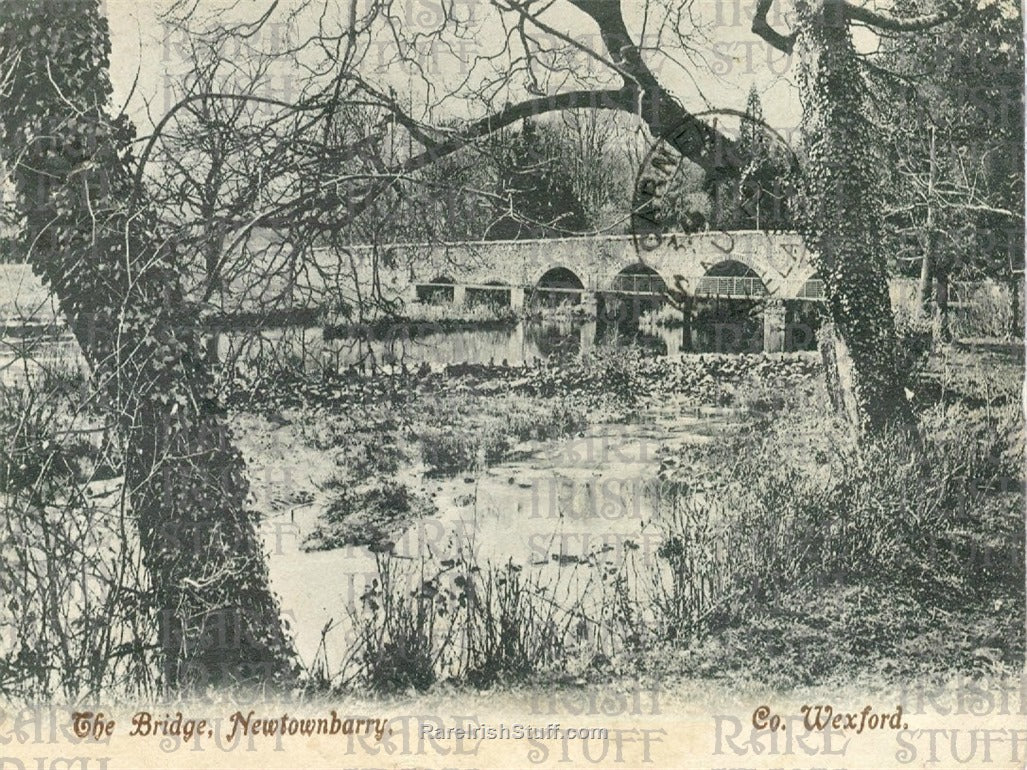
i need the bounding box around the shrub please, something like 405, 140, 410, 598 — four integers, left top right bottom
639, 396, 1025, 676
0, 383, 153, 700
353, 557, 444, 692
419, 427, 510, 476
305, 478, 436, 552
461, 560, 582, 687
341, 550, 596, 692
417, 394, 586, 476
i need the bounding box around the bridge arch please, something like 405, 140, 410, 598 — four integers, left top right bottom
689, 259, 768, 353
696, 259, 768, 299
535, 266, 585, 289
796, 270, 825, 300
609, 263, 669, 296
416, 275, 456, 303
466, 279, 511, 307
533, 266, 585, 306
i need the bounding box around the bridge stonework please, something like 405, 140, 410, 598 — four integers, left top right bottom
321, 230, 818, 303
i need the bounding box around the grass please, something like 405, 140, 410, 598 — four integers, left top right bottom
338, 551, 597, 693
629, 349, 1025, 687
326, 344, 1024, 693
416, 392, 588, 476
304, 477, 437, 552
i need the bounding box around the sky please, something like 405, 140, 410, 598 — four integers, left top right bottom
103, 0, 808, 143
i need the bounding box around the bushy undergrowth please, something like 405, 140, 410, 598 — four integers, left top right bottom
416, 393, 588, 476
305, 477, 437, 552
636, 387, 1025, 685
333, 356, 1024, 691
0, 383, 154, 700
340, 552, 593, 692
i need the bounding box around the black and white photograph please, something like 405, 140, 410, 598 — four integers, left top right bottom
0, 0, 1023, 767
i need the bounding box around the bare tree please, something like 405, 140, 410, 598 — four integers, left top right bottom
555, 108, 640, 232
144, 0, 744, 238
149, 0, 955, 439
874, 0, 1023, 341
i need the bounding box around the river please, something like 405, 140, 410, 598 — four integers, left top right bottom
0, 308, 790, 386
243, 384, 744, 674
212, 316, 770, 375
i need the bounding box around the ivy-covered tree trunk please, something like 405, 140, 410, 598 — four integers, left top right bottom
0, 0, 297, 690
794, 0, 918, 437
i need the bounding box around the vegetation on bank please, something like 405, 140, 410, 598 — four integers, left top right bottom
322, 302, 521, 340
306, 344, 1024, 693
0, 340, 1022, 698
642, 363, 1024, 688
1, 0, 1020, 699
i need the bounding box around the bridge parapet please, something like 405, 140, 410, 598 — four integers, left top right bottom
317, 231, 819, 301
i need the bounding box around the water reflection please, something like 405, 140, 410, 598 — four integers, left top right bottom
0, 306, 818, 387
215, 320, 693, 371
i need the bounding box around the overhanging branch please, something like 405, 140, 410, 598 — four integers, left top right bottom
752, 0, 796, 54
841, 0, 963, 31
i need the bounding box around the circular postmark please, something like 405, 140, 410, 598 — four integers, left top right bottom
630, 134, 705, 257
629, 127, 726, 307
629, 113, 804, 307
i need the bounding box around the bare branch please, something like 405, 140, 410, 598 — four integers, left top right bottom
751, 0, 795, 54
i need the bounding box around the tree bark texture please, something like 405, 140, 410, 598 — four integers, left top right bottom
794, 0, 918, 437
0, 0, 298, 691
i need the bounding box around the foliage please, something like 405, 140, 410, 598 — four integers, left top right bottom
790, 0, 918, 435
876, 0, 1024, 286
637, 375, 1024, 684
0, 383, 155, 699
353, 556, 444, 692
306, 478, 436, 552
732, 86, 795, 231
416, 393, 587, 476
485, 118, 590, 240
346, 551, 592, 692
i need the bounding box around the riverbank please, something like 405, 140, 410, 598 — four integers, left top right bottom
226, 341, 1023, 694
0, 330, 1019, 699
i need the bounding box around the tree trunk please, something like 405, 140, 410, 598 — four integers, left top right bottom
818, 321, 860, 438
1011, 276, 1022, 339
0, 0, 297, 691
932, 268, 951, 344
794, 0, 918, 438
916, 252, 933, 319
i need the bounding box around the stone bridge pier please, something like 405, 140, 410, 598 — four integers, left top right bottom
307, 231, 827, 352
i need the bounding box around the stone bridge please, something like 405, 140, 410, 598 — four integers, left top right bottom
312, 230, 822, 351
323, 230, 823, 309
10, 229, 1001, 355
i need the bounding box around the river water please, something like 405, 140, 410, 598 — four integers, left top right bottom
215, 319, 725, 374
248, 388, 743, 672
1, 314, 747, 673
0, 310, 776, 386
